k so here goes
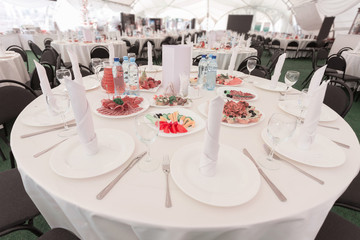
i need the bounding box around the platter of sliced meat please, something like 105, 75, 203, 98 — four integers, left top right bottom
216, 87, 258, 102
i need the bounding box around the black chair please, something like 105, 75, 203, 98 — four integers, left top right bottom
43, 38, 53, 48
302, 48, 329, 87
192, 55, 203, 66
315, 211, 360, 240
139, 40, 156, 59
323, 80, 353, 118
285, 40, 299, 58
239, 64, 270, 79
0, 169, 42, 237
335, 171, 360, 212
128, 40, 140, 56
297, 41, 317, 58
269, 39, 281, 54
40, 47, 58, 66
263, 49, 283, 75
263, 37, 271, 50
90, 45, 109, 59
237, 56, 262, 72
135, 57, 148, 66
6, 45, 29, 72
122, 39, 131, 50
30, 61, 56, 91
0, 80, 37, 168
251, 45, 264, 58
337, 47, 353, 56
28, 40, 42, 61
38, 228, 80, 240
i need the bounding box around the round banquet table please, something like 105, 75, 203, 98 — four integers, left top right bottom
0, 51, 29, 83
342, 51, 360, 78
51, 40, 128, 66
192, 48, 257, 70
11, 72, 360, 240
121, 36, 164, 56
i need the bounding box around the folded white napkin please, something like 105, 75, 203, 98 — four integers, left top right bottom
34, 61, 56, 116
147, 41, 153, 67
108, 43, 115, 65
67, 49, 83, 85
228, 47, 238, 75
199, 96, 225, 177
308, 65, 327, 96
194, 34, 197, 44
297, 80, 329, 150
246, 38, 251, 49
181, 33, 185, 45
64, 79, 98, 155
270, 53, 287, 88
353, 42, 360, 53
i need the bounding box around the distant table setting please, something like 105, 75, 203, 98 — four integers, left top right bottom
11, 47, 360, 240
121, 36, 164, 56
341, 50, 360, 78
0, 51, 29, 83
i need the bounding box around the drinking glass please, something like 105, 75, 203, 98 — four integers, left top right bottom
128, 53, 136, 59
56, 69, 71, 85
260, 113, 297, 170
135, 115, 160, 172
91, 58, 103, 76
297, 88, 309, 125
282, 70, 300, 100
46, 93, 76, 137
246, 59, 257, 83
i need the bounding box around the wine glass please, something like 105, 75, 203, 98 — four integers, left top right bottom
246, 59, 257, 83
56, 69, 71, 86
91, 58, 103, 77
282, 70, 300, 100
46, 93, 76, 137
135, 114, 160, 172
297, 88, 309, 125
260, 113, 297, 170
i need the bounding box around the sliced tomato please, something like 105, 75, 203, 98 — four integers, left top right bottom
163, 125, 170, 133
170, 122, 177, 134
177, 124, 188, 133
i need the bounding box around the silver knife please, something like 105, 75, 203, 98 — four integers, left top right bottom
96, 151, 147, 200
33, 138, 69, 158
243, 148, 287, 202
263, 144, 324, 185
21, 123, 77, 138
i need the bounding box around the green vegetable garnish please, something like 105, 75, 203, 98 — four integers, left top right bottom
169, 95, 177, 104
113, 98, 124, 105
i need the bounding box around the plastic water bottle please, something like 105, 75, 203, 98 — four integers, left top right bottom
206, 55, 217, 91
128, 57, 139, 96
112, 58, 125, 96
122, 56, 130, 94
197, 55, 207, 86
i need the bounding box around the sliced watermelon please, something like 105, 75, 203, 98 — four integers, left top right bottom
177, 124, 188, 133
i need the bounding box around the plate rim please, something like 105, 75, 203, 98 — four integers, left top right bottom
253, 81, 287, 92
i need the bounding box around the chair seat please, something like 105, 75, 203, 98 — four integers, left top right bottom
38, 228, 80, 240
336, 172, 360, 211
325, 72, 360, 82
0, 169, 40, 232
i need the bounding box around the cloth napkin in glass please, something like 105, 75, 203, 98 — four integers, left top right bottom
199, 96, 225, 177
270, 53, 287, 88
109, 43, 115, 65
147, 41, 153, 67
228, 47, 238, 76
65, 49, 98, 155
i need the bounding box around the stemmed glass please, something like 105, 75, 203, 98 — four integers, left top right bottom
282, 70, 300, 100
297, 88, 309, 125
91, 58, 103, 78
135, 115, 160, 172
260, 113, 297, 170
246, 59, 257, 83
56, 69, 71, 86
46, 93, 76, 137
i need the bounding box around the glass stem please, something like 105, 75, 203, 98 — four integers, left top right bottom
268, 141, 278, 161
145, 144, 151, 162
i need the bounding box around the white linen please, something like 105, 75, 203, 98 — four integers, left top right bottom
181, 33, 184, 45
82, 27, 93, 42
227, 47, 238, 75
67, 49, 82, 85
147, 41, 153, 67
297, 80, 329, 149
199, 96, 224, 177
0, 51, 29, 83
270, 53, 286, 88
0, 40, 5, 56
342, 51, 360, 78
12, 70, 360, 240
246, 38, 251, 49
308, 65, 327, 95
108, 43, 115, 65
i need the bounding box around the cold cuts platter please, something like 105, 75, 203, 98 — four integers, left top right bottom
217, 87, 258, 102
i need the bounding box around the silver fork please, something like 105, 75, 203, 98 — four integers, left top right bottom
162, 155, 172, 208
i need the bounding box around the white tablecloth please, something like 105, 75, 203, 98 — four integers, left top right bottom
51, 40, 128, 66
342, 51, 360, 78
19, 33, 57, 51
0, 34, 22, 50
121, 36, 164, 56
11, 72, 360, 240
0, 51, 29, 83
192, 48, 257, 70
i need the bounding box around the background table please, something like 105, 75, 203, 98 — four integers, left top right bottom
19, 33, 57, 51
0, 51, 29, 83
12, 72, 360, 240
192, 48, 257, 70
342, 51, 360, 77
51, 40, 128, 66
121, 36, 164, 56
0, 33, 22, 50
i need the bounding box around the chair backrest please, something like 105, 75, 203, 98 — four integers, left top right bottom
43, 38, 53, 48
237, 56, 262, 72
326, 54, 346, 74
287, 41, 299, 48
264, 37, 271, 45
135, 57, 148, 66
192, 55, 203, 66
40, 48, 58, 66
323, 80, 353, 118
140, 40, 156, 57
305, 41, 317, 49
239, 64, 270, 79
90, 46, 109, 59
0, 80, 37, 124
265, 49, 283, 72
122, 39, 131, 47
252, 45, 264, 58
30, 62, 55, 90
271, 39, 280, 46
6, 45, 29, 71
28, 40, 42, 60
315, 48, 329, 68
337, 47, 353, 56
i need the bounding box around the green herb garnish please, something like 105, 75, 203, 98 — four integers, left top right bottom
169, 95, 177, 104
113, 98, 124, 105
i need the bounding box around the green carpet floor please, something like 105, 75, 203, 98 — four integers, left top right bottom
0, 50, 359, 239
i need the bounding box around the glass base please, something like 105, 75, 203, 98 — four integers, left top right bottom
58, 127, 77, 137
138, 157, 160, 172
258, 157, 281, 170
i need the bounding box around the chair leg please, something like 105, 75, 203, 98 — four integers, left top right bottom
10, 150, 16, 168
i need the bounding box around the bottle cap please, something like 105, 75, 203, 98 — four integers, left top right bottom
130, 57, 136, 62
114, 57, 120, 62
212, 55, 216, 59
202, 55, 206, 58
123, 56, 128, 60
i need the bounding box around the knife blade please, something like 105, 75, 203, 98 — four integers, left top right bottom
243, 148, 287, 202
21, 123, 77, 138
96, 151, 147, 200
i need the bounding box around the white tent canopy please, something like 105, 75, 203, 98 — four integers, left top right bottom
0, 0, 359, 36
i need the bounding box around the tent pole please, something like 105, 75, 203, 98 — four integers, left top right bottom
207, 0, 209, 30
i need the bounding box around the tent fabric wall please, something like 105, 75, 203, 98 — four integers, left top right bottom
293, 2, 322, 31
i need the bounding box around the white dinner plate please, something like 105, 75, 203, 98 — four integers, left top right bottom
149, 98, 192, 108
57, 75, 100, 92
197, 101, 265, 128
278, 99, 338, 122
139, 65, 162, 72
253, 81, 288, 92
50, 128, 135, 178
261, 128, 346, 168
146, 108, 205, 137
93, 95, 150, 119
217, 86, 258, 102
21, 104, 75, 127
171, 142, 261, 207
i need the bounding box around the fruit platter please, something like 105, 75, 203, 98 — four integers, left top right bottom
139, 70, 161, 92
216, 74, 243, 86
94, 95, 149, 119
197, 100, 264, 128
217, 87, 258, 101
145, 108, 205, 137
150, 95, 191, 107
